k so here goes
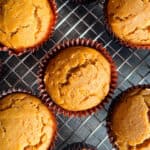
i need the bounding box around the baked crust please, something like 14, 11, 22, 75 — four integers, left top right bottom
111, 88, 150, 150
0, 93, 57, 150
107, 0, 150, 47
0, 0, 57, 53
44, 46, 111, 111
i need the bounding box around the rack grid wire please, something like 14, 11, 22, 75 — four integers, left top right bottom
0, 0, 150, 149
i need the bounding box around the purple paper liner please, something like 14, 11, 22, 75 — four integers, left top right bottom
0, 88, 58, 150
0, 0, 58, 56
104, 0, 150, 50
62, 142, 97, 150
38, 38, 118, 117
0, 61, 2, 78
106, 84, 150, 150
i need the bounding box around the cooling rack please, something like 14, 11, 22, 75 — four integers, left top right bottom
0, 0, 149, 149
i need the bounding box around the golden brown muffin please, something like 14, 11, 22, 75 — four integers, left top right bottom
0, 93, 57, 150
44, 46, 111, 111
107, 0, 150, 46
111, 88, 150, 150
0, 0, 56, 52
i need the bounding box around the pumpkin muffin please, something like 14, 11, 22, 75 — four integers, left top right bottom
0, 93, 57, 150
106, 0, 150, 47
109, 88, 150, 150
44, 46, 111, 111
0, 0, 57, 53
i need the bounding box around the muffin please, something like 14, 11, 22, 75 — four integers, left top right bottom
39, 39, 117, 116
0, 0, 57, 54
44, 46, 111, 111
106, 0, 150, 48
108, 86, 150, 150
63, 142, 97, 150
0, 92, 57, 150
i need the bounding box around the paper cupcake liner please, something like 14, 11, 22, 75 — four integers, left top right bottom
63, 142, 97, 150
106, 84, 150, 149
104, 0, 150, 50
38, 38, 118, 117
0, 0, 58, 56
0, 88, 58, 150
0, 61, 2, 78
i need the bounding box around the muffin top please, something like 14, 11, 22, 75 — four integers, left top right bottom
107, 0, 150, 46
0, 93, 56, 150
44, 46, 111, 111
0, 0, 55, 52
111, 88, 150, 150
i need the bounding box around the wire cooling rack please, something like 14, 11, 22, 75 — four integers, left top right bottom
0, 0, 149, 149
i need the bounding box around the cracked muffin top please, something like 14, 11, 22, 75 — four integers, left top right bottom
107, 0, 150, 46
44, 46, 111, 111
110, 88, 150, 150
0, 93, 57, 150
0, 0, 56, 52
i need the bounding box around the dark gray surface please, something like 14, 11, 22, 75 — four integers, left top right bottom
0, 0, 149, 149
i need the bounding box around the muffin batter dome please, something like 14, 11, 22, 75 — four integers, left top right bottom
111, 88, 150, 150
0, 0, 55, 51
0, 93, 56, 150
44, 46, 111, 111
107, 0, 150, 46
